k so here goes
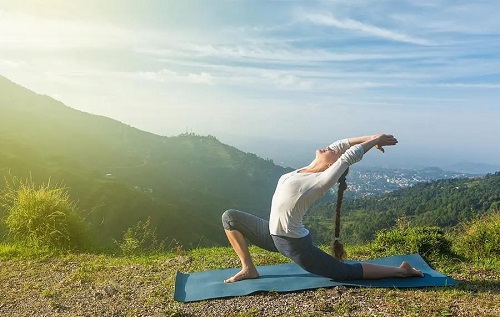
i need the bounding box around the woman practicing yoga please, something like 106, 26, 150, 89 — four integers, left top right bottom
222, 133, 424, 283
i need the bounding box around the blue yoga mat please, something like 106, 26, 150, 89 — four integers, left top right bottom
174, 254, 456, 302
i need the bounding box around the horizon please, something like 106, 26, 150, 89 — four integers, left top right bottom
1, 0, 499, 169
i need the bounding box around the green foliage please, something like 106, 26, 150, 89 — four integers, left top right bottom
116, 217, 167, 255
372, 218, 451, 256
307, 173, 500, 245
0, 175, 87, 249
452, 211, 500, 259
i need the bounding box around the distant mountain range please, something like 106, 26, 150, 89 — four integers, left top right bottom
441, 161, 500, 174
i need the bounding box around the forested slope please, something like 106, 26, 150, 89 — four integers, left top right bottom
0, 75, 290, 248
306, 173, 500, 244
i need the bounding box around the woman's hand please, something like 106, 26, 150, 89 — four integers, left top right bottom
361, 134, 398, 153
375, 144, 385, 153
373, 134, 398, 153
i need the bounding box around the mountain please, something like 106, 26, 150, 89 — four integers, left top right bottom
0, 75, 291, 248
443, 161, 500, 174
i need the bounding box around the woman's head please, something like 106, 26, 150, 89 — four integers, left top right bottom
312, 147, 341, 171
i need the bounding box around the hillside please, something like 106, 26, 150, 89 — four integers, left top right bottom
0, 75, 291, 248
306, 173, 500, 244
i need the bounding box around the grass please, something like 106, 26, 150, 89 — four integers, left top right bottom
0, 175, 87, 250
0, 242, 498, 317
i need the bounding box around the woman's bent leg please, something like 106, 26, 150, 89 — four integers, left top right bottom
222, 209, 278, 252
223, 229, 259, 283
221, 209, 278, 283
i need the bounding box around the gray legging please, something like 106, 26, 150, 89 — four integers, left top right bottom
222, 209, 363, 281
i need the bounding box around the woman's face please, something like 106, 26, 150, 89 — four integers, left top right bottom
315, 147, 341, 168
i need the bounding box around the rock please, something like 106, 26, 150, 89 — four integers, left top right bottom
94, 291, 103, 300
103, 285, 117, 297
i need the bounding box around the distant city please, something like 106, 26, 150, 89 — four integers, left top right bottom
334, 167, 474, 199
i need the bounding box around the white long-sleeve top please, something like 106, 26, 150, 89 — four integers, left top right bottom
269, 139, 365, 238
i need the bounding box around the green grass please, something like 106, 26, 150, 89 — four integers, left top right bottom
452, 211, 500, 259
1, 209, 499, 316
0, 242, 498, 317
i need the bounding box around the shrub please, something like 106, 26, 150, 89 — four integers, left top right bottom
373, 223, 451, 256
453, 211, 500, 259
116, 217, 166, 255
0, 175, 87, 249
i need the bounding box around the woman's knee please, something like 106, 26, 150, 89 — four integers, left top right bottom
221, 209, 239, 230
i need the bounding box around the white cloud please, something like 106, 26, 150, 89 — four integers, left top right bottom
137, 69, 178, 82
437, 83, 500, 89
138, 42, 435, 67
187, 72, 214, 85
0, 59, 24, 68
260, 70, 313, 90
302, 12, 431, 46
137, 69, 213, 85
0, 10, 141, 51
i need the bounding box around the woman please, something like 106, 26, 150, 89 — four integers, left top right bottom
221, 133, 423, 283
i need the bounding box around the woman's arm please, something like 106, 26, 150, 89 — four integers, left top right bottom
329, 134, 393, 155
347, 135, 374, 146
317, 134, 398, 190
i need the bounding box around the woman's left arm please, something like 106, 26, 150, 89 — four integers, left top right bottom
347, 135, 373, 145
349, 134, 395, 153
318, 134, 398, 189
329, 135, 380, 154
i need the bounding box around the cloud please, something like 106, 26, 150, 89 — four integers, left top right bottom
302, 12, 431, 46
260, 70, 313, 90
137, 69, 213, 85
0, 10, 141, 51
0, 59, 24, 68
187, 72, 214, 85
437, 83, 500, 89
138, 42, 433, 66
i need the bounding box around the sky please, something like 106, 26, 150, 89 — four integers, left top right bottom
1, 0, 499, 169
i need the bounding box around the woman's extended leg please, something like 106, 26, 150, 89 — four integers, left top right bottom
361, 261, 423, 279
221, 209, 278, 283
272, 234, 423, 281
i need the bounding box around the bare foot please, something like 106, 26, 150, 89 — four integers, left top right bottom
224, 267, 259, 283
399, 261, 424, 278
